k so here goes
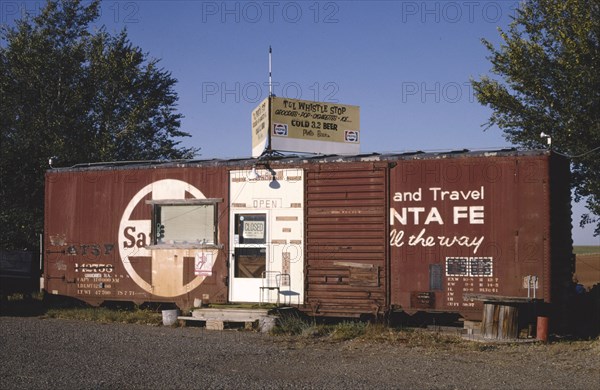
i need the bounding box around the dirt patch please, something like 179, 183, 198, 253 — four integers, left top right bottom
575, 253, 600, 289
1, 317, 599, 389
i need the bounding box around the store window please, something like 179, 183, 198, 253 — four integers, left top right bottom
150, 199, 220, 247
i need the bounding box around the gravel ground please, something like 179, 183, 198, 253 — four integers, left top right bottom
0, 316, 599, 389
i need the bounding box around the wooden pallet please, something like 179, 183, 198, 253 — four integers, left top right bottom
178, 308, 277, 332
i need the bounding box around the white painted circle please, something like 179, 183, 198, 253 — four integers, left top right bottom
118, 179, 208, 297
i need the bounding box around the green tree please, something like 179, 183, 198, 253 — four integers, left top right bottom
472, 0, 600, 235
0, 0, 197, 250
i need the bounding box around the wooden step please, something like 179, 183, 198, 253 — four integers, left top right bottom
191, 308, 270, 322
178, 309, 277, 333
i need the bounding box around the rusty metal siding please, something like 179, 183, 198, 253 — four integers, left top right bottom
44, 167, 230, 308
43, 150, 572, 320
305, 162, 388, 317
389, 154, 564, 320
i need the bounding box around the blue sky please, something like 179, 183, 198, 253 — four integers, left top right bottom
2, 1, 598, 244
89, 0, 515, 155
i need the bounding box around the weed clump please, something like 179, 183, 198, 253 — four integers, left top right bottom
271, 312, 314, 336
331, 321, 367, 341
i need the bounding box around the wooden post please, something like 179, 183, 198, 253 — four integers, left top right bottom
499, 304, 518, 339
482, 303, 496, 338
481, 303, 519, 339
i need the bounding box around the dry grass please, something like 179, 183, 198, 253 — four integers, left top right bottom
44, 307, 162, 325
271, 314, 469, 348
1, 293, 162, 325
271, 313, 600, 349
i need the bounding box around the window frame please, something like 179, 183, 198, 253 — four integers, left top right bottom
147, 198, 223, 249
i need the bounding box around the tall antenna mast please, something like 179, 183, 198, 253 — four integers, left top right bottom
269, 46, 273, 97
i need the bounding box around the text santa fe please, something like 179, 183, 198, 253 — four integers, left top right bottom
390, 186, 486, 253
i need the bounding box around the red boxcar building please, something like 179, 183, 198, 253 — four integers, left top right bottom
43, 149, 573, 322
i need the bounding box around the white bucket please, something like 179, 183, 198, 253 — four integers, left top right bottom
162, 309, 179, 326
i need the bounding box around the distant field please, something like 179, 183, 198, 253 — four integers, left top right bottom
573, 246, 600, 255
574, 246, 600, 289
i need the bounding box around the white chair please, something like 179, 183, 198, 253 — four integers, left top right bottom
259, 271, 280, 305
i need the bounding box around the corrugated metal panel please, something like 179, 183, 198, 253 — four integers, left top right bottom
305, 163, 388, 317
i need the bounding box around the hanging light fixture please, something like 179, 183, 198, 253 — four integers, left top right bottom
247, 166, 259, 180
268, 168, 280, 189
